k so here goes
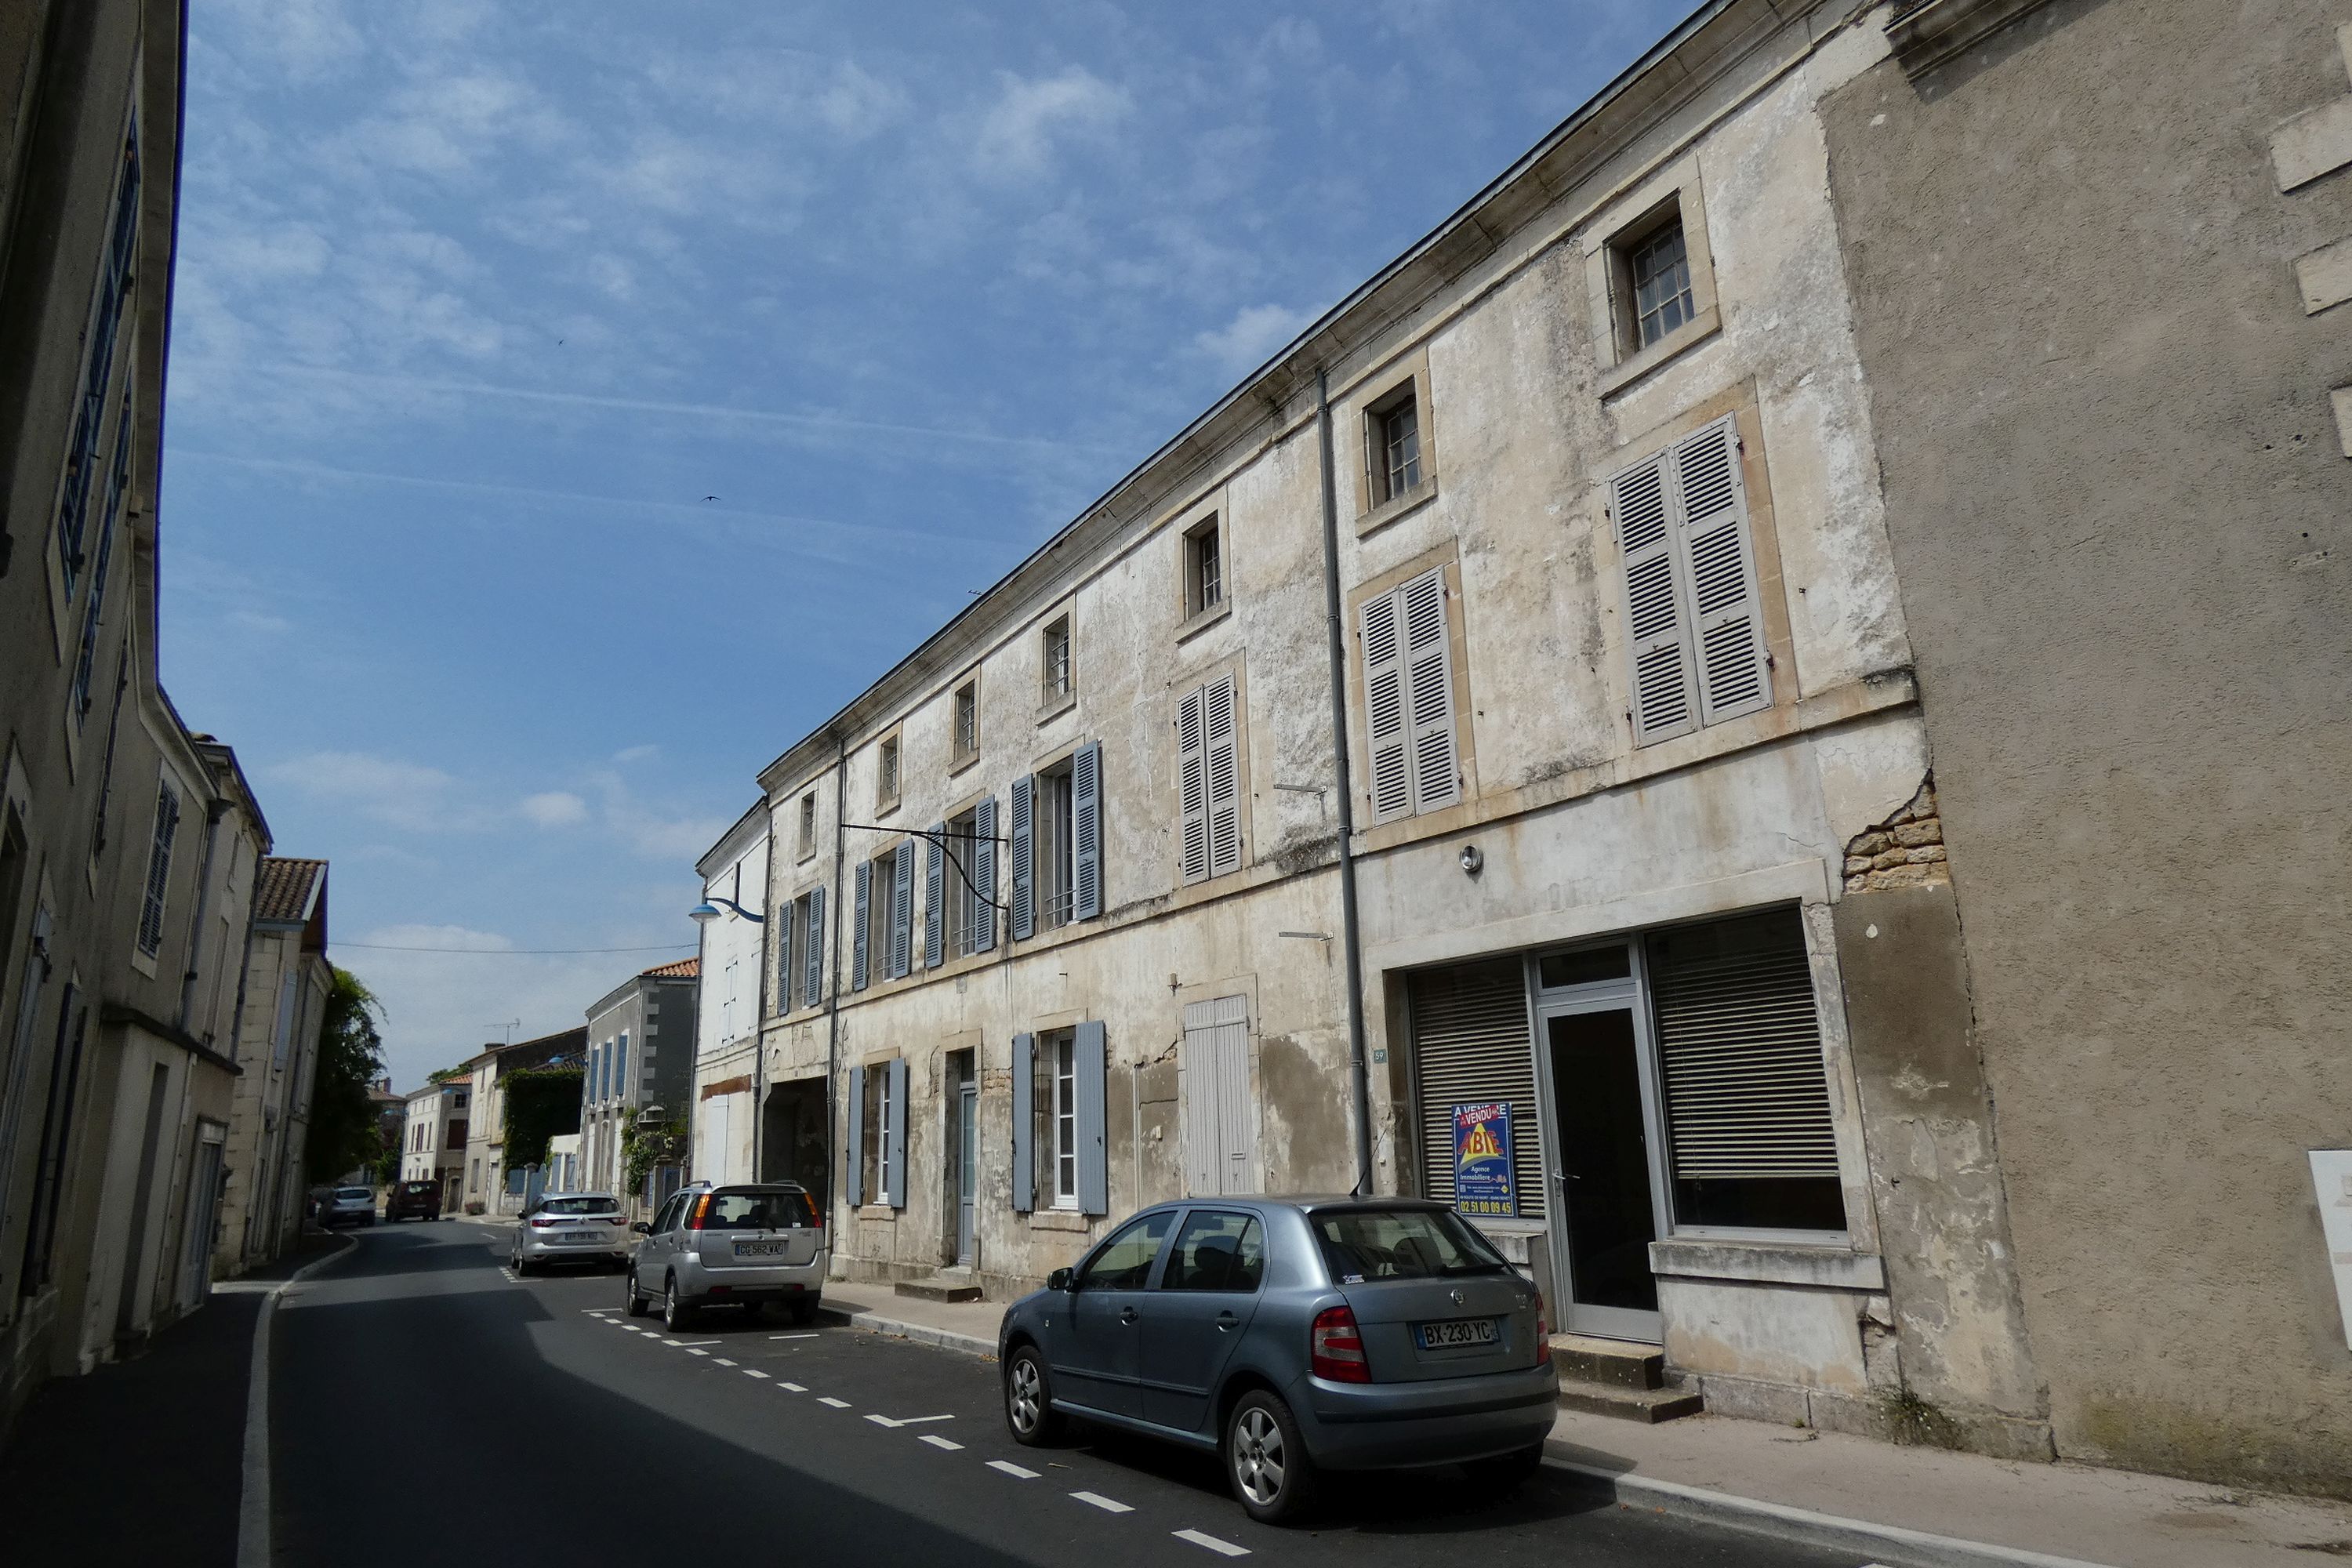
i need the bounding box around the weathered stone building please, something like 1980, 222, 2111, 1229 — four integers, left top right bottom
581, 957, 697, 1207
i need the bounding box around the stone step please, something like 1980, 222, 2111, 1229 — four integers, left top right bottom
1555, 1379, 1705, 1424
1548, 1332, 1666, 1390
894, 1276, 982, 1304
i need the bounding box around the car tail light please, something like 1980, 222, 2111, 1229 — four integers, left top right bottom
529, 1217, 561, 1229
1311, 1305, 1370, 1384
687, 1195, 712, 1230
1534, 1306, 1552, 1368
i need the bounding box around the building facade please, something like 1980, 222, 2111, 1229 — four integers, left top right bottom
690, 805, 768, 1189
458, 1028, 585, 1215
581, 958, 695, 1209
398, 1079, 470, 1212
215, 857, 329, 1274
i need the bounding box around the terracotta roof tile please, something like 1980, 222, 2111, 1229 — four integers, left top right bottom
640, 956, 699, 979
255, 858, 327, 924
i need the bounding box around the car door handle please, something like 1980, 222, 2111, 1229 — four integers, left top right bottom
1214, 1312, 1238, 1332
1120, 1306, 1138, 1324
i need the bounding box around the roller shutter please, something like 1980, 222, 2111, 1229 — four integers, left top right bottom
1406, 959, 1543, 1220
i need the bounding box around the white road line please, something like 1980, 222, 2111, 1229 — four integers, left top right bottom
713, 1357, 737, 1367
743, 1369, 770, 1379
1172, 1530, 1250, 1557
919, 1435, 964, 1451
817, 1396, 852, 1409
673, 1339, 722, 1346
987, 1461, 1040, 1480
864, 1414, 902, 1428
583, 1308, 614, 1315
685, 1348, 710, 1356
768, 1332, 818, 1340
1071, 1492, 1133, 1514
660, 1338, 681, 1345
779, 1381, 808, 1392
895, 1414, 953, 1425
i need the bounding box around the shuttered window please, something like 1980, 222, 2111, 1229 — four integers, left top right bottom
776, 898, 795, 1012
884, 1057, 909, 1208
889, 840, 914, 978
971, 798, 997, 953
1071, 740, 1102, 920
136, 783, 179, 956
1011, 1032, 1034, 1212
1610, 415, 1771, 746
1008, 777, 1035, 941
1406, 960, 1543, 1220
851, 860, 871, 991
802, 886, 824, 1006
1362, 567, 1461, 823
1646, 908, 1845, 1232
1176, 677, 1241, 884
924, 825, 946, 969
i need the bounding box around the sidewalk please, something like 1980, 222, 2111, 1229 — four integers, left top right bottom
815, 1281, 2352, 1568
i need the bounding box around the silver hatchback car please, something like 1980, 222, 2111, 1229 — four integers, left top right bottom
998, 1196, 1558, 1524
625, 1181, 827, 1331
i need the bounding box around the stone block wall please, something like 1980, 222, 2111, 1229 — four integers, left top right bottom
1844, 779, 1946, 892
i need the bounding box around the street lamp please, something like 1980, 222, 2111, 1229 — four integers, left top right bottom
689, 895, 763, 925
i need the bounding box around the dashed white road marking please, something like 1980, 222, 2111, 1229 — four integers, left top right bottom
673, 1339, 722, 1347
896, 1414, 953, 1425
1071, 1492, 1132, 1514
864, 1414, 902, 1428
1172, 1530, 1250, 1557
987, 1461, 1040, 1480
583, 1308, 614, 1315
660, 1338, 681, 1345
713, 1357, 737, 1367
742, 1369, 770, 1380
685, 1348, 710, 1357
816, 1396, 852, 1409
768, 1333, 818, 1340
919, 1435, 964, 1451
779, 1381, 808, 1392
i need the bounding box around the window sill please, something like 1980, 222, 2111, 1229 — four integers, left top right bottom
948, 750, 981, 779
1354, 474, 1438, 538
873, 797, 900, 819
1036, 691, 1078, 727
1029, 1207, 1091, 1232
856, 1203, 898, 1222
1597, 307, 1722, 399
1174, 599, 1232, 645
1648, 1236, 1882, 1290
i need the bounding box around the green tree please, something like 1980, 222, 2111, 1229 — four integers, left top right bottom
501, 1066, 584, 1174
303, 967, 388, 1184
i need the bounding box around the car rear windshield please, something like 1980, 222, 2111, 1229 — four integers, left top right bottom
398, 1182, 434, 1195
694, 1190, 814, 1230
538, 1196, 620, 1215
334, 1187, 372, 1200
1310, 1207, 1510, 1281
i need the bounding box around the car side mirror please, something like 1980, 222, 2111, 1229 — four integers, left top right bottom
1047, 1268, 1076, 1293
631, 1221, 651, 1235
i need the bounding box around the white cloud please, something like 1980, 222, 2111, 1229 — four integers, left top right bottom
273, 750, 454, 801
520, 791, 590, 827
973, 67, 1131, 182
1192, 303, 1311, 378
360, 922, 515, 953
612, 745, 659, 764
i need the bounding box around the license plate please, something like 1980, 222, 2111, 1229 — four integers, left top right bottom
733, 1241, 787, 1258
560, 1232, 603, 1243
1414, 1317, 1499, 1350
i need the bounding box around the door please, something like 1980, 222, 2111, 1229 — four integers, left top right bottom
180, 1137, 224, 1309
1139, 1208, 1265, 1433
956, 1080, 978, 1265
1050, 1210, 1173, 1418
1541, 1000, 1669, 1341
1181, 996, 1254, 1195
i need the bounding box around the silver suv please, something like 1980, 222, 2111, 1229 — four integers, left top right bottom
626, 1182, 826, 1330
512, 1192, 630, 1273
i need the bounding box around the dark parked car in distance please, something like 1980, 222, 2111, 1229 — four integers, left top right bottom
997, 1196, 1558, 1523
386, 1179, 441, 1221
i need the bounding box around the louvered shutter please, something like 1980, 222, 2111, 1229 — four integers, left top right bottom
885, 1057, 909, 1207
972, 798, 997, 953
1672, 416, 1771, 725
1011, 1033, 1034, 1212
1612, 449, 1697, 744
1074, 1019, 1108, 1215
851, 860, 871, 991
1009, 777, 1035, 941
924, 826, 946, 968
804, 886, 824, 1006
1399, 570, 1458, 813
1405, 960, 1544, 1219
1204, 677, 1242, 876
1071, 741, 1102, 921
846, 1064, 866, 1207
1361, 591, 1410, 822
890, 840, 913, 978
1648, 909, 1835, 1181
1176, 687, 1208, 884
137, 787, 179, 954
775, 900, 794, 1014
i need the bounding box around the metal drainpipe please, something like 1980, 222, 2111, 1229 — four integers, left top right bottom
1316, 368, 1376, 1196
822, 736, 848, 1226
176, 800, 230, 1033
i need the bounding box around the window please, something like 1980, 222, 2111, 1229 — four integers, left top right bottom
71, 390, 132, 725
1040, 763, 1075, 929
797, 792, 816, 860
88, 647, 127, 862
942, 806, 989, 958
1367, 387, 1423, 505
1051, 1031, 1078, 1208
1628, 218, 1696, 349
615, 1032, 630, 1101
877, 734, 900, 808
55, 129, 139, 604
1042, 616, 1073, 704
1360, 565, 1461, 822
953, 679, 978, 767
1608, 414, 1771, 746
1080, 1210, 1174, 1290
136, 782, 180, 956
852, 1059, 907, 1207
1587, 174, 1719, 387
1176, 677, 1241, 884
1310, 1207, 1508, 1281
854, 849, 896, 989
1182, 517, 1223, 621
1160, 1210, 1263, 1291
785, 887, 824, 1010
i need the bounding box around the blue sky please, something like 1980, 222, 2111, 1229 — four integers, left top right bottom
162, 0, 1693, 1090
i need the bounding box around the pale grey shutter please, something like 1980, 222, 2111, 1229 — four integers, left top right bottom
1404, 960, 1544, 1218
972, 798, 997, 953
1011, 1033, 1034, 1212
803, 886, 824, 1006
1360, 593, 1411, 822
1009, 776, 1035, 941
846, 1064, 866, 1207
891, 840, 913, 978
1613, 448, 1697, 744
775, 899, 794, 1013
1071, 741, 1102, 921
1649, 909, 1836, 1182
1399, 569, 1459, 813
1176, 686, 1208, 884
924, 826, 946, 968
1672, 416, 1772, 725
1205, 676, 1242, 877
885, 1057, 909, 1207
851, 859, 871, 991
1074, 1019, 1108, 1215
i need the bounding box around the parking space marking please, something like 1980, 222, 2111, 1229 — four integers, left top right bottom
583, 1308, 614, 1315
779, 1381, 808, 1392
742, 1369, 769, 1379
713, 1357, 737, 1367
685, 1348, 710, 1357
987, 1461, 1040, 1480
919, 1435, 964, 1451
864, 1414, 902, 1428
673, 1339, 721, 1347
1071, 1492, 1133, 1514
1172, 1530, 1250, 1557
768, 1332, 818, 1340
815, 1396, 851, 1409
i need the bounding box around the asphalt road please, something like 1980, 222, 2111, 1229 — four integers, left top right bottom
271, 1222, 1866, 1568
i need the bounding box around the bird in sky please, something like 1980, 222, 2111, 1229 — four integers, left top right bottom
701, 495, 720, 503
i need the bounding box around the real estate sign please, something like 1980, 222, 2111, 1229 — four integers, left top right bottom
1451, 1102, 1516, 1218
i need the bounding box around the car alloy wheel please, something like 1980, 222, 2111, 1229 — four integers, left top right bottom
624, 1269, 647, 1316
1225, 1390, 1316, 1525
1003, 1347, 1064, 1446
1233, 1407, 1284, 1506
662, 1278, 688, 1332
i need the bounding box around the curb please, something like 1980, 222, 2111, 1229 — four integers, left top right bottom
1541, 1447, 2116, 1568
817, 1302, 998, 1361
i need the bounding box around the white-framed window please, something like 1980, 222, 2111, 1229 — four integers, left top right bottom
797, 792, 816, 859
1042, 615, 1073, 703
877, 733, 900, 808
136, 780, 180, 956
953, 679, 979, 766
1039, 763, 1075, 929
1367, 387, 1422, 505
1052, 1031, 1078, 1208
1183, 517, 1223, 619
1176, 676, 1242, 884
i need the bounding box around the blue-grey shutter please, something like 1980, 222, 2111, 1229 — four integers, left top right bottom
775, 901, 794, 1014
891, 840, 913, 978
851, 860, 870, 991
1076, 1019, 1108, 1215
972, 798, 998, 953
924, 826, 946, 969
847, 1064, 866, 1207
804, 886, 824, 1007
885, 1057, 909, 1208
1009, 776, 1035, 942
1011, 1033, 1034, 1213
1072, 739, 1102, 922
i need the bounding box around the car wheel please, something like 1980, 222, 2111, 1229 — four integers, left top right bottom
791, 1296, 819, 1327
1004, 1345, 1065, 1446
662, 1276, 692, 1333
1225, 1389, 1317, 1526
624, 1269, 649, 1316
1465, 1443, 1544, 1496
